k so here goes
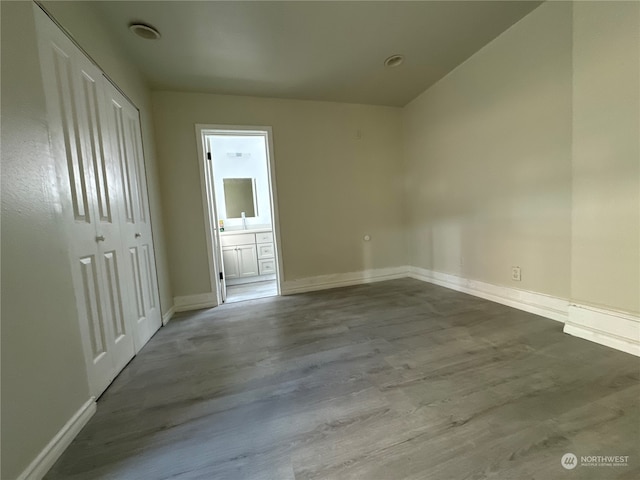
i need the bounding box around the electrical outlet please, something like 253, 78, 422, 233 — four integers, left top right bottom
511, 266, 521, 282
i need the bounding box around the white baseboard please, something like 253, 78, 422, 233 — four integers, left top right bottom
173, 293, 218, 312
281, 266, 409, 295
564, 304, 640, 357
408, 266, 569, 323
172, 267, 638, 358
162, 305, 176, 325
18, 397, 96, 480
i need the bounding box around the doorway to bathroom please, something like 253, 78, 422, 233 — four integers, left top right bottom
196, 125, 283, 304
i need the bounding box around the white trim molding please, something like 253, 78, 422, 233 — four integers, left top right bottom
174, 266, 639, 359
564, 304, 640, 357
408, 266, 569, 323
194, 124, 285, 304
173, 293, 218, 312
162, 305, 176, 325
281, 266, 409, 295
18, 397, 96, 480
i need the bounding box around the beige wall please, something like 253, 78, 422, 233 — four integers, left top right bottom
0, 3, 90, 478
152, 92, 404, 297
2, 1, 638, 477
1, 2, 174, 478
42, 0, 173, 315
571, 1, 640, 314
403, 1, 573, 299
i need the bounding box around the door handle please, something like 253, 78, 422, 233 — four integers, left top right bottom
135, 233, 142, 238
96, 235, 105, 242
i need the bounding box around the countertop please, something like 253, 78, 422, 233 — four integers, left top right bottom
220, 227, 273, 236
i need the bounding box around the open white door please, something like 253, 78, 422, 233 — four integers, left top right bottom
196, 125, 283, 304
204, 136, 227, 303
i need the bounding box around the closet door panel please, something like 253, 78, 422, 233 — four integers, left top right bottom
103, 82, 162, 351
36, 4, 162, 396
75, 56, 136, 377
127, 115, 161, 331
78, 254, 112, 391
140, 243, 157, 311
35, 13, 115, 397
100, 246, 133, 373
102, 250, 126, 341
125, 114, 147, 223
108, 97, 136, 225
35, 6, 136, 397
79, 70, 110, 223
126, 114, 162, 348
50, 45, 91, 223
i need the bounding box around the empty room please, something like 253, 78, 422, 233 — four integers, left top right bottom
2, 1, 639, 479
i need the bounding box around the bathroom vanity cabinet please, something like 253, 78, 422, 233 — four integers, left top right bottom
220, 230, 275, 284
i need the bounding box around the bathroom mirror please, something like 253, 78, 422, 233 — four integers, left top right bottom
223, 178, 256, 218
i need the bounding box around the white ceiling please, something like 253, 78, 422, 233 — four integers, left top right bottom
85, 1, 541, 107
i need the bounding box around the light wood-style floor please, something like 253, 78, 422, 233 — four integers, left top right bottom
46, 278, 639, 479
226, 280, 278, 303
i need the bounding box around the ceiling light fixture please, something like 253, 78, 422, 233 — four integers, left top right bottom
384, 54, 404, 68
129, 23, 161, 40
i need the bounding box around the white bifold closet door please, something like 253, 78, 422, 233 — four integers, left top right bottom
102, 82, 162, 351
35, 5, 161, 398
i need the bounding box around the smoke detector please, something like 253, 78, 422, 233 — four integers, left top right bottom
129, 23, 161, 40
384, 54, 405, 68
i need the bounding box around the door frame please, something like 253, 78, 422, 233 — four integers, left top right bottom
195, 124, 283, 305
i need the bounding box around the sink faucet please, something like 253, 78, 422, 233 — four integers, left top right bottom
241, 211, 247, 230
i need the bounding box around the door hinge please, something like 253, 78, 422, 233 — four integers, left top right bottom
219, 271, 224, 280
207, 152, 212, 160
